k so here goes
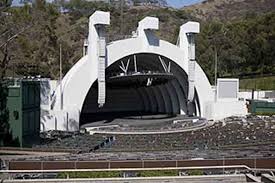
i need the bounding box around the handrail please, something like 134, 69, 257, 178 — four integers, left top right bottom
0, 165, 251, 173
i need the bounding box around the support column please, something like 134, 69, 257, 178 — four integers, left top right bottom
187, 33, 196, 103
87, 11, 110, 108
97, 26, 107, 107
178, 21, 200, 116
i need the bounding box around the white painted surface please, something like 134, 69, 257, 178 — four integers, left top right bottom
239, 90, 275, 102
138, 16, 159, 32
44, 12, 246, 131
40, 79, 59, 132
212, 100, 248, 120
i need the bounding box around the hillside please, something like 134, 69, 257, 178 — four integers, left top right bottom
0, 2, 193, 79
184, 0, 275, 20
0, 0, 275, 86
130, 0, 167, 7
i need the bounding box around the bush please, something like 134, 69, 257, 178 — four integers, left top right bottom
57, 171, 121, 178
187, 169, 204, 176
138, 170, 178, 177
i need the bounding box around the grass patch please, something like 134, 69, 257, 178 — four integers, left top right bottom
138, 170, 178, 177
254, 112, 275, 116
240, 76, 275, 90
187, 169, 204, 176
57, 171, 121, 178
57, 170, 180, 178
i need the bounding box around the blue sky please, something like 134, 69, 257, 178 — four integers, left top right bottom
167, 0, 203, 8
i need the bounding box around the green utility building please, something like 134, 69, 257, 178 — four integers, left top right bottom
7, 80, 40, 147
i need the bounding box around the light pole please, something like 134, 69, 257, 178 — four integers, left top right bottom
207, 36, 218, 102
59, 43, 63, 110
214, 45, 218, 102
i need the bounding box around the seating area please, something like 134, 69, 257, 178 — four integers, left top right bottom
34, 131, 112, 153
98, 115, 275, 152
30, 115, 275, 161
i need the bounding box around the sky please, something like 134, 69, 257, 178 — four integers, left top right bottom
167, 0, 203, 8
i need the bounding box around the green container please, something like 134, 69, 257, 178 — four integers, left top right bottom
7, 80, 40, 147
249, 100, 275, 114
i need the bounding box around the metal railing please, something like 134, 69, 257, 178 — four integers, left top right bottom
0, 165, 251, 173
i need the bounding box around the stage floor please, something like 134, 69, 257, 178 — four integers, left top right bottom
81, 114, 202, 128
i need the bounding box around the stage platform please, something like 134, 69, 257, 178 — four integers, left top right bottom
80, 114, 208, 134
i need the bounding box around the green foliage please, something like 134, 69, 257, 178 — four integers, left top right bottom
62, 0, 112, 19
57, 170, 178, 178
138, 170, 178, 177
197, 12, 275, 84
1, 0, 275, 86
1, 0, 62, 78
0, 0, 12, 8
57, 171, 121, 178
254, 112, 275, 116
187, 169, 204, 176
1, 0, 195, 80
240, 76, 275, 90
